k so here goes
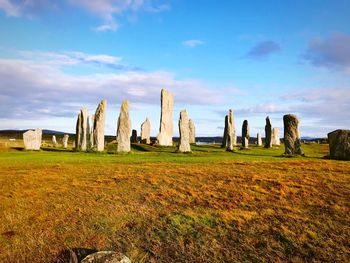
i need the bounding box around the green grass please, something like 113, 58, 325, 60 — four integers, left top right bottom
0, 139, 349, 262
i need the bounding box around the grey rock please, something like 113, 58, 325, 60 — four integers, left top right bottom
241, 120, 249, 148
81, 251, 131, 263
328, 129, 350, 160
52, 135, 57, 147
257, 133, 262, 146
189, 119, 196, 144
23, 128, 42, 150
283, 114, 303, 155
140, 118, 151, 144
131, 129, 138, 143
75, 108, 90, 151
116, 100, 131, 152
226, 109, 235, 151
221, 115, 228, 148
157, 89, 174, 146
62, 134, 69, 148
272, 128, 280, 146
178, 110, 191, 152
90, 114, 95, 149
93, 100, 107, 151
264, 116, 272, 148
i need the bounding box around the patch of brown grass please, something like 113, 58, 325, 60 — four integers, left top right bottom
0, 159, 349, 262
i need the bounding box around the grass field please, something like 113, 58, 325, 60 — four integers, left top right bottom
0, 138, 349, 262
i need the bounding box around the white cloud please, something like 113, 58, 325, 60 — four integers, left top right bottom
95, 22, 119, 32
0, 52, 225, 122
0, 0, 19, 16
182, 39, 204, 48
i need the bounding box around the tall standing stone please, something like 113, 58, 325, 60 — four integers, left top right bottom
157, 89, 174, 146
23, 128, 42, 150
75, 112, 82, 150
141, 118, 151, 144
178, 110, 191, 152
189, 119, 196, 144
241, 120, 250, 148
90, 114, 95, 149
221, 115, 228, 148
62, 134, 69, 149
272, 128, 281, 146
93, 100, 106, 152
131, 129, 138, 143
226, 109, 235, 151
116, 100, 131, 152
75, 108, 90, 151
265, 116, 272, 148
257, 133, 262, 146
283, 114, 303, 155
327, 129, 350, 160
52, 135, 57, 147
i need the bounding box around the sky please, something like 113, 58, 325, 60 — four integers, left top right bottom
0, 0, 349, 138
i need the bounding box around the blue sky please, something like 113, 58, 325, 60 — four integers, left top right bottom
0, 0, 349, 137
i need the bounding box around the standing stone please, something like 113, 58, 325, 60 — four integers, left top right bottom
272, 128, 281, 146
265, 116, 272, 148
90, 114, 95, 149
23, 128, 42, 150
116, 100, 131, 152
257, 133, 262, 146
75, 108, 90, 151
221, 115, 228, 148
93, 100, 107, 152
62, 134, 69, 149
178, 110, 191, 152
241, 120, 250, 148
140, 118, 151, 144
157, 89, 174, 146
226, 109, 235, 151
52, 135, 57, 147
327, 129, 350, 160
189, 119, 196, 144
283, 114, 303, 155
131, 129, 138, 143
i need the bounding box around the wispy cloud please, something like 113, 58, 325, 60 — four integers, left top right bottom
182, 39, 204, 48
0, 0, 170, 31
303, 33, 350, 72
245, 40, 281, 59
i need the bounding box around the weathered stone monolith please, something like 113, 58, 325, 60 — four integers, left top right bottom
90, 114, 95, 149
141, 118, 151, 144
257, 133, 262, 146
272, 128, 280, 146
327, 129, 350, 160
226, 109, 235, 151
62, 134, 69, 148
241, 120, 249, 148
283, 114, 303, 155
189, 119, 195, 144
23, 128, 42, 150
178, 110, 191, 152
52, 135, 57, 147
157, 89, 174, 146
131, 129, 138, 143
265, 116, 272, 148
75, 108, 90, 151
93, 100, 106, 151
116, 100, 131, 152
221, 115, 228, 148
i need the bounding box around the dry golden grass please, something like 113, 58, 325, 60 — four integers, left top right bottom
0, 141, 349, 262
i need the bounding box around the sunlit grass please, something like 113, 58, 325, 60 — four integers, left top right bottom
0, 139, 349, 262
